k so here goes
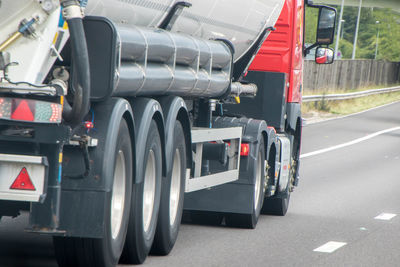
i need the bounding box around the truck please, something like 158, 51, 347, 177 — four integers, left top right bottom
0, 0, 336, 266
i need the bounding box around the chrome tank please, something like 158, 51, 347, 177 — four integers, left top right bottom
85, 0, 285, 62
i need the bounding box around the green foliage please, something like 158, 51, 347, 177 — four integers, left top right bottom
306, 5, 400, 61
305, 7, 319, 44
338, 39, 353, 58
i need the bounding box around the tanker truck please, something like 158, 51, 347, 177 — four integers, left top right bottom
0, 0, 336, 266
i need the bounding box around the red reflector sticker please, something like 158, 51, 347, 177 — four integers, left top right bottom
10, 167, 36, 191
240, 143, 250, 156
11, 99, 35, 121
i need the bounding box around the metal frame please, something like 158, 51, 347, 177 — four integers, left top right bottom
0, 83, 59, 96
185, 127, 242, 193
303, 86, 400, 102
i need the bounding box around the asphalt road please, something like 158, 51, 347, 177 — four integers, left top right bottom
1, 102, 400, 267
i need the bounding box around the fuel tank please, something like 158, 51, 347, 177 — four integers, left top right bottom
85, 0, 285, 62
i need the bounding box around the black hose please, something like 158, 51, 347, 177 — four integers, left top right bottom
62, 17, 91, 126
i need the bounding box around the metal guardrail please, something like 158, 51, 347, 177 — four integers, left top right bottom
303, 86, 400, 102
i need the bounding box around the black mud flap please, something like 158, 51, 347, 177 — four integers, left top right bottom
35, 97, 135, 238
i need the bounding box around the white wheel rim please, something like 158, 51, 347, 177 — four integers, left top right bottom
254, 150, 262, 211
169, 149, 181, 226
111, 150, 126, 240
143, 150, 156, 233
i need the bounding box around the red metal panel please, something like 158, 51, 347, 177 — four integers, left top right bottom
249, 0, 292, 74
249, 0, 304, 103
288, 0, 304, 103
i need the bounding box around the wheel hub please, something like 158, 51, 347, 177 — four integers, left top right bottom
254, 150, 262, 210
169, 149, 181, 226
143, 150, 156, 233
111, 150, 126, 240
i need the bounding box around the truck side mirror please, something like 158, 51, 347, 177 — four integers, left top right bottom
304, 4, 336, 57
315, 47, 334, 64
316, 6, 336, 45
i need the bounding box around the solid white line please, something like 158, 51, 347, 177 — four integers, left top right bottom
301, 126, 400, 159
313, 241, 347, 253
374, 213, 397, 221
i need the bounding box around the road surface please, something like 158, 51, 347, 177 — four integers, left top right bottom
1, 102, 400, 267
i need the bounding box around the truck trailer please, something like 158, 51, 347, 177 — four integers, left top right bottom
0, 0, 336, 266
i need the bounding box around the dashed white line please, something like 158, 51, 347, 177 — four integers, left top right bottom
313, 241, 347, 253
301, 126, 400, 159
374, 213, 397, 221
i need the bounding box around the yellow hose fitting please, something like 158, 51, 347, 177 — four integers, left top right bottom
0, 32, 22, 52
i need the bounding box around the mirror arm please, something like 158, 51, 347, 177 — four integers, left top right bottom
304, 43, 319, 57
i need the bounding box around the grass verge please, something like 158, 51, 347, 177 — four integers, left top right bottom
302, 91, 400, 116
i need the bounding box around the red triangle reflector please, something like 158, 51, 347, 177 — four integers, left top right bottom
11, 100, 34, 121
10, 167, 36, 191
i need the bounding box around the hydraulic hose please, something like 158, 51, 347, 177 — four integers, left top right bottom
61, 1, 90, 126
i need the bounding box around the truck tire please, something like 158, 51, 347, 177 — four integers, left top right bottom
225, 138, 265, 229
120, 120, 162, 264
151, 121, 186, 255
261, 194, 290, 216
262, 133, 298, 216
53, 119, 132, 267
261, 155, 293, 216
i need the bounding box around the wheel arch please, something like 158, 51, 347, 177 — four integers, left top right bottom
122, 109, 136, 185
158, 96, 191, 177
130, 97, 166, 184
177, 108, 192, 171
286, 102, 301, 134
285, 102, 302, 163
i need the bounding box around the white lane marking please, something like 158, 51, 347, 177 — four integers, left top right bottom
313, 241, 347, 253
301, 126, 400, 159
374, 213, 397, 221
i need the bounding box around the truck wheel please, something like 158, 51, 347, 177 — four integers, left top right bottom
261, 194, 290, 216
120, 120, 162, 264
262, 154, 296, 216
262, 133, 298, 216
53, 119, 132, 267
151, 121, 186, 255
225, 138, 265, 229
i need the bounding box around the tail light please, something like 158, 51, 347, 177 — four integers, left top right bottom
240, 143, 250, 156
0, 97, 62, 123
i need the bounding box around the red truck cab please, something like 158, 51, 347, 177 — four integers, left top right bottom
225, 0, 336, 196
250, 0, 304, 104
